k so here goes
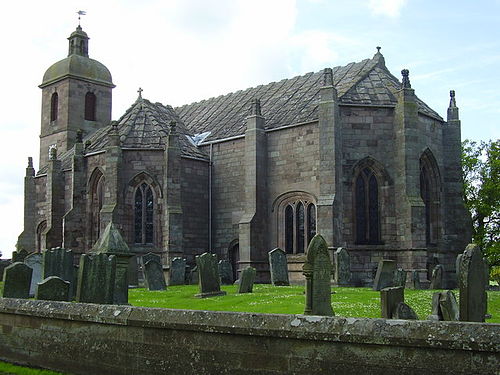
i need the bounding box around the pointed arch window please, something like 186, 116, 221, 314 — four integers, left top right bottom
90, 174, 105, 245
50, 92, 58, 122
280, 195, 316, 254
420, 152, 440, 246
134, 183, 154, 244
355, 167, 380, 244
84, 92, 96, 121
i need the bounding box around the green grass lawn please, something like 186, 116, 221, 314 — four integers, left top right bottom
0, 360, 66, 375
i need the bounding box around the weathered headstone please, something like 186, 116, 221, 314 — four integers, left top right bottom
409, 270, 421, 289
428, 292, 443, 321
455, 254, 463, 280
392, 302, 418, 320
459, 244, 487, 322
2, 262, 32, 299
0, 260, 11, 281
195, 252, 226, 298
24, 253, 43, 297
188, 265, 199, 285
218, 260, 233, 285
380, 286, 404, 319
429, 264, 444, 289
36, 276, 70, 302
144, 260, 167, 291
12, 249, 29, 263
373, 260, 396, 291
128, 256, 139, 287
439, 290, 459, 321
76, 253, 116, 304
42, 247, 75, 299
303, 234, 334, 316
93, 223, 133, 304
238, 266, 256, 293
143, 252, 161, 267
169, 257, 186, 286
334, 247, 351, 286
393, 268, 407, 288
268, 248, 289, 286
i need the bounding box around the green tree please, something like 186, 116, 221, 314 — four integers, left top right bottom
462, 139, 500, 266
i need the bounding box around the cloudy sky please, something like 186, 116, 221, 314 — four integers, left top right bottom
0, 0, 498, 258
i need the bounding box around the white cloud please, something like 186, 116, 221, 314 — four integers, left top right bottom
368, 0, 407, 17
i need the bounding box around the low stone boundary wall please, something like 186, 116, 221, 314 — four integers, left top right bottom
0, 298, 498, 374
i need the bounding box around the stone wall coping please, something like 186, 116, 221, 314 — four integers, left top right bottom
0, 298, 498, 353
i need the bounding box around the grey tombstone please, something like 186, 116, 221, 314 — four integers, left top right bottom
189, 266, 199, 285
410, 270, 421, 289
439, 290, 459, 321
392, 302, 418, 320
76, 253, 116, 304
393, 268, 407, 288
12, 249, 29, 263
455, 254, 463, 280
238, 266, 256, 293
2, 262, 32, 299
43, 247, 75, 299
380, 286, 404, 319
144, 260, 167, 291
459, 244, 487, 322
334, 247, 351, 286
218, 260, 233, 285
24, 253, 43, 297
303, 234, 334, 316
373, 260, 396, 291
128, 256, 139, 287
143, 252, 161, 267
268, 248, 289, 286
0, 260, 11, 281
169, 257, 186, 286
195, 252, 226, 298
429, 264, 444, 289
428, 292, 443, 321
36, 276, 70, 302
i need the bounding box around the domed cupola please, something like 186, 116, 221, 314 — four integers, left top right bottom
38, 25, 115, 168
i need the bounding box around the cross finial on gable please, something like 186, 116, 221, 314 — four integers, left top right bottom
137, 87, 143, 100
376, 46, 381, 53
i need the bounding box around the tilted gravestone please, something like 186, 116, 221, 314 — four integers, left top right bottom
43, 247, 75, 299
429, 264, 444, 289
218, 260, 233, 285
392, 302, 418, 320
36, 276, 70, 302
268, 248, 289, 286
0, 260, 11, 281
144, 260, 167, 291
428, 292, 444, 321
238, 266, 256, 293
380, 286, 404, 319
334, 247, 351, 286
303, 234, 334, 316
459, 244, 487, 322
12, 249, 29, 263
393, 268, 407, 288
373, 260, 396, 291
2, 262, 32, 299
439, 290, 459, 321
76, 253, 116, 304
169, 257, 186, 286
24, 253, 43, 297
195, 252, 226, 298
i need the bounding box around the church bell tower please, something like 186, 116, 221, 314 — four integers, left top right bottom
38, 25, 115, 167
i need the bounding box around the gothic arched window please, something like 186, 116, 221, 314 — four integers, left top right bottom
420, 150, 440, 245
134, 183, 154, 244
90, 173, 105, 245
278, 194, 316, 254
355, 167, 380, 244
50, 92, 58, 122
285, 205, 294, 254
84, 92, 96, 121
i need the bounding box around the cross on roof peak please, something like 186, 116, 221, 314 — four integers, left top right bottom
137, 87, 143, 99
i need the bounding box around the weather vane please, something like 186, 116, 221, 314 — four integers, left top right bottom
77, 10, 86, 26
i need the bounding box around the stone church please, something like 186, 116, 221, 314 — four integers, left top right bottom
17, 26, 470, 286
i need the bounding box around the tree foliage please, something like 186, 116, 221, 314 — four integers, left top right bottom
462, 139, 500, 266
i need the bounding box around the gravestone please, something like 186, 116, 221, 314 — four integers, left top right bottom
392, 302, 418, 320
144, 260, 167, 291
43, 247, 75, 299
393, 268, 407, 288
128, 256, 139, 287
143, 252, 161, 267
333, 247, 351, 286
455, 254, 463, 280
429, 264, 444, 289
373, 260, 396, 291
218, 260, 233, 285
2, 262, 32, 299
380, 286, 404, 319
439, 290, 459, 321
169, 257, 186, 286
409, 270, 421, 289
76, 253, 116, 304
238, 266, 256, 293
268, 248, 289, 286
93, 223, 133, 304
24, 253, 43, 297
459, 244, 487, 322
195, 252, 226, 298
188, 265, 199, 285
36, 276, 70, 302
0, 260, 11, 281
303, 234, 334, 316
428, 292, 443, 321
12, 249, 29, 263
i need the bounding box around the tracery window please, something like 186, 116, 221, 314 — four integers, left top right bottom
84, 92, 96, 121
355, 167, 380, 244
420, 150, 440, 245
50, 92, 58, 122
282, 198, 316, 254
134, 183, 154, 244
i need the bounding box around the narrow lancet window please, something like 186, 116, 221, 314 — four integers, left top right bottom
285, 205, 294, 254
84, 92, 96, 121
296, 203, 305, 253
135, 183, 154, 244
50, 92, 58, 122
355, 168, 380, 244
